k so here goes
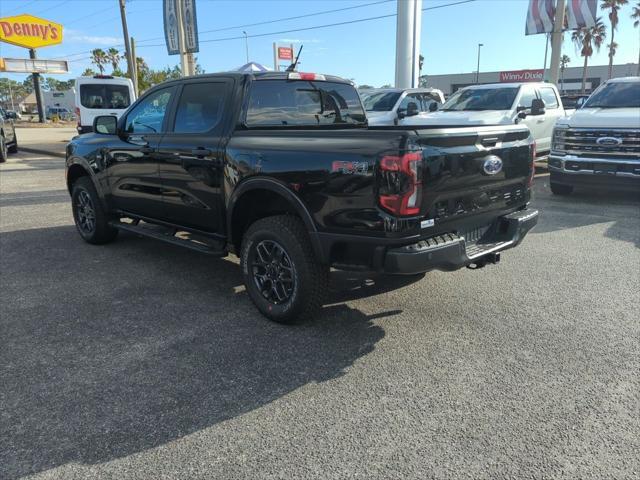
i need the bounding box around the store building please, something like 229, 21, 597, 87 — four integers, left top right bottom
420, 63, 639, 96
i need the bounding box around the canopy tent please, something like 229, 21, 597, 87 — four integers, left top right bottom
235, 62, 271, 73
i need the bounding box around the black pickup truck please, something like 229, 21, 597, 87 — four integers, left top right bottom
65, 71, 538, 323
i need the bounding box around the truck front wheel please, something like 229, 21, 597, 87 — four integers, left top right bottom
71, 177, 118, 244
240, 215, 327, 323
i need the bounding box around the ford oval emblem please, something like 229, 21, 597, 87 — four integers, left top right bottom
596, 137, 622, 146
482, 155, 503, 175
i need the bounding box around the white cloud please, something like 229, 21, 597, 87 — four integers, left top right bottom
65, 29, 120, 46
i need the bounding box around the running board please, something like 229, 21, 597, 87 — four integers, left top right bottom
110, 221, 227, 257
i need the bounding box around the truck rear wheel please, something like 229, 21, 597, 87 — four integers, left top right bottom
71, 177, 118, 244
240, 215, 327, 324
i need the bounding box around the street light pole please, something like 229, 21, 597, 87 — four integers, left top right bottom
476, 43, 483, 84
243, 31, 249, 63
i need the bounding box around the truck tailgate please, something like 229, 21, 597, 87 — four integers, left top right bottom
412, 125, 533, 227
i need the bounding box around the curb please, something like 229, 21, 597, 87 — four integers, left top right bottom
20, 147, 66, 159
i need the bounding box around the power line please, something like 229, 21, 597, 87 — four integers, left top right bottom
133, 0, 478, 48
55, 0, 477, 62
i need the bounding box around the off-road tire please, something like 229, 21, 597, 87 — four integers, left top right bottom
240, 215, 328, 324
550, 182, 573, 195
71, 177, 118, 244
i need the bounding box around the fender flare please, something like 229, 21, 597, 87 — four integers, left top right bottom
227, 177, 325, 262
66, 157, 109, 209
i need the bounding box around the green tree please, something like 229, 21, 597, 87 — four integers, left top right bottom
600, 0, 628, 79
571, 17, 606, 93
106, 48, 121, 73
358, 84, 374, 90
81, 68, 97, 77
90, 48, 108, 74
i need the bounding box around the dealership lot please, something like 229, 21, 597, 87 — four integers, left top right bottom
1, 151, 639, 479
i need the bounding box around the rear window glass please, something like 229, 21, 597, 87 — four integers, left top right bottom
80, 84, 131, 109
246, 80, 366, 126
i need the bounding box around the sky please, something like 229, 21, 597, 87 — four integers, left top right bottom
1, 0, 639, 87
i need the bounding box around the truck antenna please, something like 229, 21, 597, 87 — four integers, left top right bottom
286, 45, 303, 72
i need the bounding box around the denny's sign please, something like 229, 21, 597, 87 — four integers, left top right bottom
0, 14, 63, 49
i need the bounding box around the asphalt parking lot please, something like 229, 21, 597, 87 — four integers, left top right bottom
1, 151, 639, 480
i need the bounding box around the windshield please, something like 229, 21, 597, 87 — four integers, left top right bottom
583, 82, 640, 108
246, 80, 366, 127
361, 91, 402, 112
80, 84, 131, 109
441, 87, 518, 111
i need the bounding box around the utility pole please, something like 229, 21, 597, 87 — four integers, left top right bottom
395, 0, 422, 88
130, 36, 138, 96
29, 49, 45, 123
175, 0, 189, 76
548, 0, 566, 85
476, 43, 483, 84
118, 0, 134, 82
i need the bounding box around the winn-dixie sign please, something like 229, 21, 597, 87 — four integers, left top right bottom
0, 14, 63, 49
499, 69, 544, 82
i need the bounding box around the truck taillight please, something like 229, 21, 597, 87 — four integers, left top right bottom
378, 151, 423, 216
528, 141, 536, 187
75, 107, 81, 127
287, 72, 326, 81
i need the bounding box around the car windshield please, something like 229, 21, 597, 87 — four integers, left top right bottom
80, 84, 131, 109
361, 91, 402, 112
583, 82, 640, 108
440, 87, 518, 111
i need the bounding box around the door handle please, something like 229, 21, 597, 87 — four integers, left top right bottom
191, 148, 212, 157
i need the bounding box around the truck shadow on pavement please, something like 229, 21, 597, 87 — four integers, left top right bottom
0, 225, 414, 479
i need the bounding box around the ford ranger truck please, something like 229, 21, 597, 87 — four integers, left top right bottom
65, 71, 538, 323
549, 76, 640, 195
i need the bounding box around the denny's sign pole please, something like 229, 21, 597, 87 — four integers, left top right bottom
0, 14, 64, 123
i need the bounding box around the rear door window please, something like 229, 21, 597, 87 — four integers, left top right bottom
80, 84, 131, 109
173, 82, 229, 134
246, 80, 366, 126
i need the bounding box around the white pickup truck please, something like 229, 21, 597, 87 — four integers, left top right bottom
360, 88, 445, 126
548, 76, 640, 195
402, 82, 566, 157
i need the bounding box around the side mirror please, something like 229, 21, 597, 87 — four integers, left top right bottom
428, 102, 438, 112
94, 115, 118, 135
576, 97, 585, 108
530, 98, 546, 115
406, 102, 419, 117
517, 110, 527, 119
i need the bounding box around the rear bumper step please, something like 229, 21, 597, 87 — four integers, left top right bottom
383, 209, 538, 275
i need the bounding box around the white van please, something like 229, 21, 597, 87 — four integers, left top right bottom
75, 76, 135, 134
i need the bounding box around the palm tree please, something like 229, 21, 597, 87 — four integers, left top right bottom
632, 2, 640, 74
106, 48, 121, 73
560, 54, 570, 93
571, 17, 606, 93
601, 0, 628, 79
90, 48, 107, 74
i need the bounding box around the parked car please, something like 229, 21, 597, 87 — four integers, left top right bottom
402, 82, 566, 157
559, 94, 588, 115
360, 87, 445, 125
0, 107, 19, 162
46, 107, 73, 120
65, 71, 538, 323
549, 76, 640, 195
4, 110, 22, 120
75, 75, 136, 134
